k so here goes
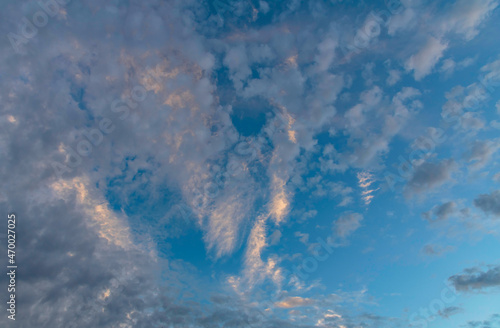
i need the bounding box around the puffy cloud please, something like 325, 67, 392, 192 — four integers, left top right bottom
333, 212, 363, 239
405, 159, 457, 196
474, 190, 500, 217
387, 7, 417, 36
315, 36, 338, 72
2, 0, 499, 326
464, 140, 499, 169
223, 44, 251, 91
422, 201, 457, 222
50, 177, 133, 249
449, 264, 500, 292
440, 57, 475, 76
439, 0, 499, 41
269, 230, 282, 245
405, 37, 448, 81
0, 175, 206, 327
386, 69, 402, 86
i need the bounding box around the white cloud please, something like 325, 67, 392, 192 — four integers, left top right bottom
387, 8, 417, 36
405, 37, 448, 80
439, 0, 499, 40
334, 212, 364, 239
387, 69, 402, 86
440, 57, 475, 76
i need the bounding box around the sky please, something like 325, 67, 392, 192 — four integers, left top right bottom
1, 0, 500, 327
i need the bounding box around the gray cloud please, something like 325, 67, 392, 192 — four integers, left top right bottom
449, 265, 500, 292
405, 159, 457, 196
474, 190, 500, 217
0, 184, 204, 327
464, 140, 499, 169
422, 201, 457, 222
421, 244, 455, 256
464, 314, 500, 328
1, 0, 499, 327
438, 306, 464, 318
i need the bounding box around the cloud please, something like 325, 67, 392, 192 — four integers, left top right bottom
205, 192, 252, 258
243, 216, 270, 288
421, 244, 455, 256
449, 264, 500, 292
240, 214, 284, 292
464, 140, 499, 169
0, 176, 207, 327
51, 177, 133, 249
405, 37, 448, 80
440, 58, 457, 75
300, 209, 318, 221
223, 44, 251, 91
387, 7, 417, 36
438, 306, 464, 318
269, 230, 282, 245
460, 112, 486, 132
274, 296, 315, 308
474, 190, 500, 217
295, 231, 310, 245
357, 171, 378, 205
2, 0, 499, 326
440, 57, 475, 76
333, 212, 363, 239
464, 314, 500, 328
387, 69, 402, 86
439, 0, 499, 41
405, 159, 457, 196
422, 201, 457, 222
269, 174, 291, 224
315, 36, 338, 72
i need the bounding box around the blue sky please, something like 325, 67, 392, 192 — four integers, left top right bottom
1, 0, 500, 327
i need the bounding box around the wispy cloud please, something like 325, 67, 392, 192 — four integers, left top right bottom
275, 296, 314, 308
357, 171, 378, 205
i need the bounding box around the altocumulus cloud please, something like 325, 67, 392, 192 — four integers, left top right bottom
1, 0, 500, 327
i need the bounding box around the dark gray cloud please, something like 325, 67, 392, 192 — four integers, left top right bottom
422, 201, 457, 222
474, 190, 500, 217
449, 265, 500, 292
405, 159, 457, 196
0, 189, 199, 327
